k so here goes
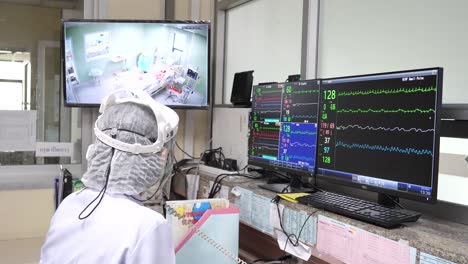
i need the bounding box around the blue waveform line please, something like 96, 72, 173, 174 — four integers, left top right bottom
262, 155, 278, 161
290, 142, 316, 148
336, 125, 434, 133
292, 103, 318, 106
335, 141, 433, 156
291, 114, 317, 119
264, 118, 280, 123
288, 155, 315, 162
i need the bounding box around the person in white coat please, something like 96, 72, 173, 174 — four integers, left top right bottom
41, 89, 179, 263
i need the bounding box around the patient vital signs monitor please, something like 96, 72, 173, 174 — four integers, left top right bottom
317, 68, 443, 203
248, 80, 320, 177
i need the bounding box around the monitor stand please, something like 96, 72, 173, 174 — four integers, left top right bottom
377, 193, 399, 208
258, 173, 316, 194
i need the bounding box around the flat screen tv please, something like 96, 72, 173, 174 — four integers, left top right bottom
62, 19, 210, 108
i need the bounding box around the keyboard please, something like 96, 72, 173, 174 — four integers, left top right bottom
296, 191, 421, 228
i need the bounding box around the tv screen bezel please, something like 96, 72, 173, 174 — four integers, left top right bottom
61, 19, 211, 109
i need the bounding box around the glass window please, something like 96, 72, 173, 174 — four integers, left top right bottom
0, 3, 82, 166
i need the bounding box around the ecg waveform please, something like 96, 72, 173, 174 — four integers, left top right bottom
337, 108, 435, 114
291, 114, 317, 119
259, 89, 282, 94
282, 81, 319, 123
249, 120, 280, 160
292, 90, 319, 94
256, 146, 278, 150
252, 132, 279, 139
255, 126, 279, 131
290, 130, 317, 135
279, 123, 317, 169
293, 103, 317, 106
290, 142, 316, 148
318, 71, 439, 187
252, 85, 282, 121
335, 141, 433, 156
287, 155, 315, 162
336, 125, 435, 133
337, 86, 436, 97
255, 97, 282, 102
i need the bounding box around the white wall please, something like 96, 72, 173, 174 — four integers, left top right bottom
107, 0, 163, 19
212, 107, 250, 168
438, 138, 468, 206
318, 0, 468, 104
223, 0, 303, 103
0, 189, 54, 240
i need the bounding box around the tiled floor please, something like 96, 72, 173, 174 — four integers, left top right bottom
0, 237, 43, 264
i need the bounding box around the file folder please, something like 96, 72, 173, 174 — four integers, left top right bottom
166, 199, 240, 264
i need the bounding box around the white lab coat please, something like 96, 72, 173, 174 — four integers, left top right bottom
40, 188, 175, 264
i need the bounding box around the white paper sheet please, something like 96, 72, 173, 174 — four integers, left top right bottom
276, 229, 312, 261
0, 110, 36, 151
251, 193, 274, 234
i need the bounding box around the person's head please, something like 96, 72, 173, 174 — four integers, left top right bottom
81, 89, 179, 197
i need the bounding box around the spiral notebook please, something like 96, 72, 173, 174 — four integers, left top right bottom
166, 198, 242, 264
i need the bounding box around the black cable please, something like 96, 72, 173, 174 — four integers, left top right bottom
250, 255, 292, 263
267, 170, 292, 182
208, 173, 235, 198
101, 128, 156, 143
281, 234, 295, 264
280, 183, 291, 194
237, 164, 249, 174
78, 147, 115, 220
175, 141, 199, 159
208, 173, 261, 198
185, 166, 198, 175
383, 193, 405, 209
280, 212, 316, 263
201, 147, 225, 169
272, 195, 318, 249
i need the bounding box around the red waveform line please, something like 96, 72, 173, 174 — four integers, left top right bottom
253, 131, 279, 138
255, 96, 282, 102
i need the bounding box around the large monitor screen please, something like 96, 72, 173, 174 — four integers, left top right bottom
248, 80, 320, 175
62, 20, 210, 108
317, 68, 443, 202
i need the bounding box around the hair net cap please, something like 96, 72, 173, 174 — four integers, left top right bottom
81, 102, 174, 196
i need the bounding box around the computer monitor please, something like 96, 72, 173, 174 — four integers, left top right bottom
62, 19, 210, 108
248, 80, 320, 192
317, 68, 443, 203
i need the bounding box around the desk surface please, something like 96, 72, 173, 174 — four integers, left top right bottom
196, 172, 468, 263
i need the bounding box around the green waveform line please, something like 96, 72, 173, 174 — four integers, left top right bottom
290, 131, 317, 135
293, 90, 319, 94
338, 86, 436, 97
260, 127, 279, 131
259, 89, 282, 94
337, 108, 435, 114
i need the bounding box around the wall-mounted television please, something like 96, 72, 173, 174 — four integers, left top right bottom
62, 19, 210, 108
